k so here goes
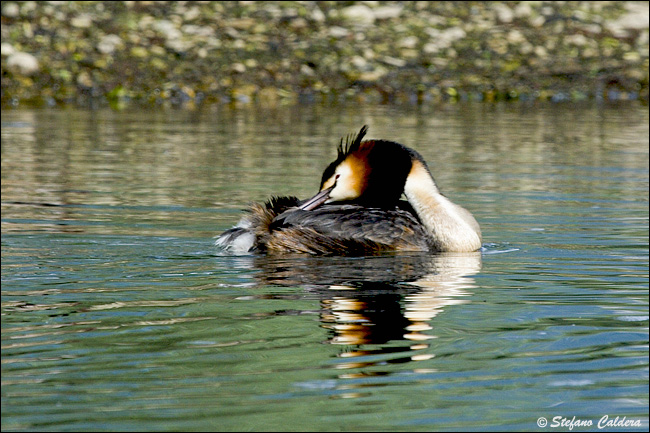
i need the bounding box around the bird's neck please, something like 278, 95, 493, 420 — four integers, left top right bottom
404, 160, 482, 252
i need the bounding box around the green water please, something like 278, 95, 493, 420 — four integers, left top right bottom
1, 103, 648, 431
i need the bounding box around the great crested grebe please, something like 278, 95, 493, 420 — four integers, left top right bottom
216, 126, 482, 254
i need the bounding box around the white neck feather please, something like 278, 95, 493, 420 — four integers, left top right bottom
404, 160, 482, 252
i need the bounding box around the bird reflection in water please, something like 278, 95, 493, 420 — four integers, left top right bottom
318, 253, 480, 372
231, 251, 482, 397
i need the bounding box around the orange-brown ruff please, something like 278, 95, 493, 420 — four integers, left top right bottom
216, 126, 482, 254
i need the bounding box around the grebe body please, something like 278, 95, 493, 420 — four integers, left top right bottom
216, 127, 482, 254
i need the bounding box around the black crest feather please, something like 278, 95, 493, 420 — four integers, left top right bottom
337, 125, 369, 158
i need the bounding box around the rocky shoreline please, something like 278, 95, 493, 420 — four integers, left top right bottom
2, 1, 648, 107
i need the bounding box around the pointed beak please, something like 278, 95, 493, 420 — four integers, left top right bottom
299, 185, 335, 211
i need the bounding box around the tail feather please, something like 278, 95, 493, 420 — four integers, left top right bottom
215, 196, 301, 253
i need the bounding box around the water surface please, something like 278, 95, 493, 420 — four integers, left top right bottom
2, 103, 648, 431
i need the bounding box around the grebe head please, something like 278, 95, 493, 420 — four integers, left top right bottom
300, 126, 419, 210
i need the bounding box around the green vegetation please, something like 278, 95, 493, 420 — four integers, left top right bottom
2, 1, 648, 107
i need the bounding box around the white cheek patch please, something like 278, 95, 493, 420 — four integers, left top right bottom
327, 162, 359, 202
